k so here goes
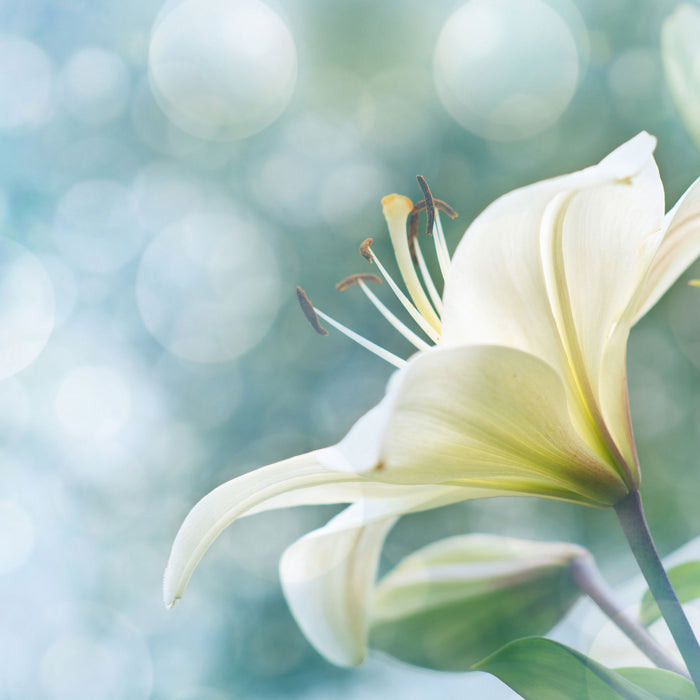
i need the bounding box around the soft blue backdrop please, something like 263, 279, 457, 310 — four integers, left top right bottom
1, 0, 699, 697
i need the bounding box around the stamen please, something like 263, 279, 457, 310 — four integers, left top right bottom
360, 238, 374, 261
415, 176, 452, 278
381, 195, 442, 333
336, 273, 382, 292
416, 175, 435, 238
314, 308, 406, 369
433, 211, 451, 280
413, 237, 444, 313
357, 280, 431, 352
296, 287, 328, 335
364, 242, 440, 344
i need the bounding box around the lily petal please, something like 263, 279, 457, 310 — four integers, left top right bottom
441, 133, 657, 370
634, 175, 700, 321
163, 452, 413, 608
279, 503, 396, 667
370, 345, 631, 506
279, 485, 474, 666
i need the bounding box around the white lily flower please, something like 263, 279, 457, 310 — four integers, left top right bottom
164, 132, 700, 666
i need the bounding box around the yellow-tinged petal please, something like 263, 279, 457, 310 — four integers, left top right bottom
539, 156, 663, 481
441, 133, 660, 487
279, 486, 467, 666
368, 346, 632, 506
634, 175, 700, 321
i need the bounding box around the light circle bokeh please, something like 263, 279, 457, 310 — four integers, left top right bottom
0, 239, 54, 380
433, 0, 580, 141
148, 0, 297, 140
54, 365, 132, 440
38, 603, 153, 700
0, 35, 54, 129
60, 47, 130, 125
52, 180, 146, 273
136, 209, 282, 363
0, 501, 35, 575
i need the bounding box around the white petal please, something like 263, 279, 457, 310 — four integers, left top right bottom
634, 175, 700, 321
373, 346, 630, 506
320, 369, 404, 473
163, 451, 404, 608
442, 132, 657, 366
279, 486, 471, 666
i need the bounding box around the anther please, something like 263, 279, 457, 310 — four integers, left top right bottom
336, 273, 383, 292
407, 210, 420, 264
360, 238, 374, 262
416, 175, 435, 237
412, 199, 459, 220
436, 199, 457, 219
296, 286, 328, 336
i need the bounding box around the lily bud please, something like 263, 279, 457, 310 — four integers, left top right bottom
369, 534, 588, 671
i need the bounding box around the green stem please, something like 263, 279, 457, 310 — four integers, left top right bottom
570, 554, 689, 678
615, 490, 700, 689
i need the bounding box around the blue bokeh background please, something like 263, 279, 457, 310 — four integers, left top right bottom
2, 0, 700, 697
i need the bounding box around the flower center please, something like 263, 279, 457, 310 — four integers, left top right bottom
297, 178, 457, 367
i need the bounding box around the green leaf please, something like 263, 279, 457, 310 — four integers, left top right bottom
474, 637, 661, 700
369, 534, 585, 671
616, 667, 699, 700
640, 561, 700, 626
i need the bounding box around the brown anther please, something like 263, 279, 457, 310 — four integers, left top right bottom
435, 199, 458, 219
416, 175, 435, 237
360, 238, 374, 262
336, 273, 382, 292
373, 460, 386, 471
296, 286, 328, 336
411, 199, 458, 219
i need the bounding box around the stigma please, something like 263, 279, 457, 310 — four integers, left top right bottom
297, 177, 457, 367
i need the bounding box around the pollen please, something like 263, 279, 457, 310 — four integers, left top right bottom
360, 238, 374, 262
296, 286, 328, 336
336, 273, 383, 292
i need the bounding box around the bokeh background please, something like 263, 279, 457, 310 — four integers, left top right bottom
2, 0, 700, 697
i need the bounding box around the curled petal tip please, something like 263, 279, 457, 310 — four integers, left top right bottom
599, 131, 657, 182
